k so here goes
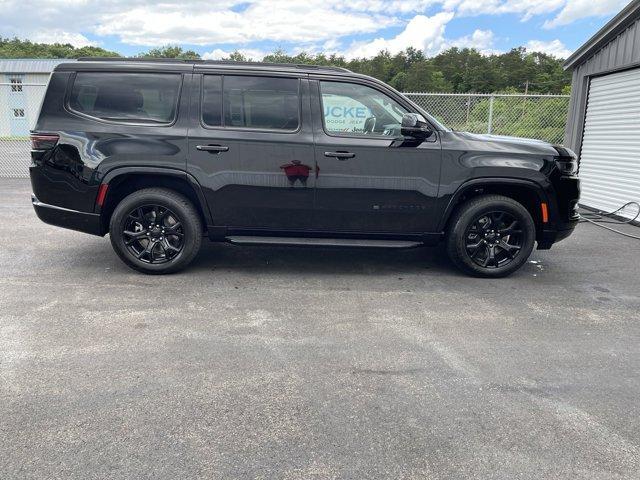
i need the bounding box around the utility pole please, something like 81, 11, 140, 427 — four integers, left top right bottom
522, 79, 529, 117
487, 95, 495, 134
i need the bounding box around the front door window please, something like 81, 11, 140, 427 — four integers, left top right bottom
320, 81, 408, 137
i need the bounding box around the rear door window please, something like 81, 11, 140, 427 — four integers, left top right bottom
69, 72, 182, 124
201, 75, 223, 127
201, 75, 299, 131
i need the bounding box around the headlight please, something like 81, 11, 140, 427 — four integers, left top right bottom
553, 145, 578, 176
555, 158, 578, 175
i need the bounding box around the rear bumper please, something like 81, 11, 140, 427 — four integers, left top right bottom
31, 194, 103, 236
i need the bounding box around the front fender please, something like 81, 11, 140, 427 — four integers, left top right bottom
436, 177, 552, 232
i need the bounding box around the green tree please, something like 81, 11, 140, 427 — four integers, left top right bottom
227, 51, 249, 62
1, 37, 572, 95
405, 62, 453, 92
137, 45, 200, 59
0, 37, 119, 58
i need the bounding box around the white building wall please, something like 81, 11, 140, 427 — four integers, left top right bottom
0, 72, 50, 138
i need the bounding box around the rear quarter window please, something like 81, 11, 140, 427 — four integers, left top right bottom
68, 72, 182, 124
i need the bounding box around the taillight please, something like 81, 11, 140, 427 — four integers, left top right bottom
96, 183, 109, 207
30, 133, 59, 150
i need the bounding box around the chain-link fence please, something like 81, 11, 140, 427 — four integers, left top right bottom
405, 92, 570, 144
0, 86, 571, 179
0, 83, 46, 178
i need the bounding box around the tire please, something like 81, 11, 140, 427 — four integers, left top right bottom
446, 194, 536, 278
109, 188, 203, 274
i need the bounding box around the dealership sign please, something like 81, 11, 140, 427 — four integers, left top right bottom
323, 96, 372, 133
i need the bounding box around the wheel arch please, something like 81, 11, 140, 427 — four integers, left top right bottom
98, 167, 212, 234
439, 178, 550, 240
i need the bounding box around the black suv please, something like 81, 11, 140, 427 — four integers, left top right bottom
30, 59, 580, 277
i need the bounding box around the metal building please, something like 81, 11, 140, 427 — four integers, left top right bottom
0, 59, 73, 137
564, 0, 640, 219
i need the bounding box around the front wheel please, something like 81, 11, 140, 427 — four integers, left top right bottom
446, 195, 536, 277
109, 188, 203, 274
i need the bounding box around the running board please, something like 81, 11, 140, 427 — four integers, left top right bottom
225, 236, 422, 249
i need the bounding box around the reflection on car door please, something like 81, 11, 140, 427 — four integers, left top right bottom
187, 73, 316, 231
310, 78, 442, 234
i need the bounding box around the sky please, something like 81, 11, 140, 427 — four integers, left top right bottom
0, 0, 631, 60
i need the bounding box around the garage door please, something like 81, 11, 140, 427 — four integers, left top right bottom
580, 68, 640, 220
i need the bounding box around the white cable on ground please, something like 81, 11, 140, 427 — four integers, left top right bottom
578, 202, 640, 240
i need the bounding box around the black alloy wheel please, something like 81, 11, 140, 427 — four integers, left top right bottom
464, 210, 523, 269
446, 194, 536, 277
122, 204, 185, 264
109, 188, 202, 274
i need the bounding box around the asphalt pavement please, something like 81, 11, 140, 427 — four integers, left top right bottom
1, 178, 639, 479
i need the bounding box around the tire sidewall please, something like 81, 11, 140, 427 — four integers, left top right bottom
449, 197, 536, 277
109, 190, 201, 274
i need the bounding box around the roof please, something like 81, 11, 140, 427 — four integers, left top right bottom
564, 0, 640, 69
0, 58, 75, 74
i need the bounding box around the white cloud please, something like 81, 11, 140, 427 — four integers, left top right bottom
28, 30, 96, 48
448, 29, 498, 54
94, 2, 401, 46
450, 0, 565, 20
525, 39, 572, 58
543, 0, 628, 28
0, 1, 421, 48
0, 0, 629, 59
202, 47, 268, 60
335, 0, 442, 14
343, 20, 501, 60
202, 49, 233, 60
343, 12, 454, 59
321, 39, 343, 53
446, 0, 625, 27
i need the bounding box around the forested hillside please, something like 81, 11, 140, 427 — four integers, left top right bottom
261, 47, 571, 94
0, 38, 119, 60
0, 39, 571, 94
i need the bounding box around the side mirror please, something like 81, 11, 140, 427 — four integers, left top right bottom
400, 113, 433, 140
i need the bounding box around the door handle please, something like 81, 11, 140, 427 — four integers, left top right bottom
324, 151, 355, 160
196, 144, 229, 153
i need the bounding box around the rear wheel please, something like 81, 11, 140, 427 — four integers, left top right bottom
446, 195, 536, 277
109, 188, 202, 274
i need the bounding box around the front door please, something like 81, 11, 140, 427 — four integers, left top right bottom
188, 73, 315, 231
310, 79, 442, 234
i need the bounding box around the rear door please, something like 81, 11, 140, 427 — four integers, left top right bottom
310, 78, 442, 233
187, 71, 315, 231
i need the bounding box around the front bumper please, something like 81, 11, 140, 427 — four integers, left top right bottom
32, 194, 103, 236
537, 202, 580, 249
537, 174, 580, 249
537, 221, 578, 249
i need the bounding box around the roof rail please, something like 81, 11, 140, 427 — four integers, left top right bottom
75, 57, 351, 72
205, 60, 351, 72
76, 57, 194, 63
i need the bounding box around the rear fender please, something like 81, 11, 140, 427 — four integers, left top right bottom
97, 166, 213, 225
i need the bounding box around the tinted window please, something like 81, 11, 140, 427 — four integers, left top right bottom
69, 73, 181, 124
320, 81, 407, 136
202, 75, 222, 127
223, 76, 299, 130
